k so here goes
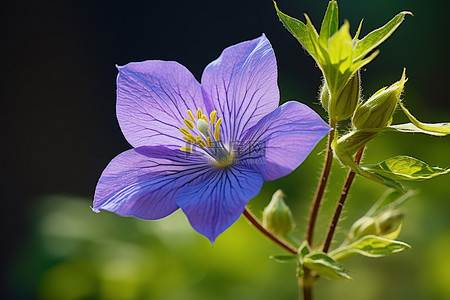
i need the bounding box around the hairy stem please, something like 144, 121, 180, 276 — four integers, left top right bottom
243, 207, 298, 254
300, 269, 313, 300
306, 119, 336, 246
322, 146, 365, 253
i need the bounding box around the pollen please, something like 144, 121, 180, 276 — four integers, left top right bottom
180, 147, 192, 152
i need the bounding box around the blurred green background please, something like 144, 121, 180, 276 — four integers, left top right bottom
3, 0, 450, 299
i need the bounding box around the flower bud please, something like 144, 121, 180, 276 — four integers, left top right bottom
330, 72, 361, 121
347, 216, 377, 242
262, 190, 295, 236
352, 69, 407, 129
375, 210, 404, 235
320, 72, 360, 121
347, 210, 404, 243
334, 130, 379, 157
319, 81, 331, 113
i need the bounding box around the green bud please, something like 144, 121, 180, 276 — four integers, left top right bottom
376, 210, 404, 235
347, 216, 377, 242
320, 72, 360, 121
347, 210, 404, 243
262, 190, 296, 236
352, 69, 407, 129
330, 72, 361, 121
334, 129, 379, 157
319, 81, 331, 113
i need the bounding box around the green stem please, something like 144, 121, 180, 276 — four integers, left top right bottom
300, 269, 313, 300
322, 146, 365, 253
306, 119, 336, 246
243, 207, 298, 254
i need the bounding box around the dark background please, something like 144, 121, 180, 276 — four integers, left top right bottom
3, 0, 450, 299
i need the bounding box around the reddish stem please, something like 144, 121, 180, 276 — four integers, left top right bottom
306, 122, 336, 246
322, 146, 365, 253
243, 207, 298, 254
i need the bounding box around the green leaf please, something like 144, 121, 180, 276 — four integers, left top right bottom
303, 253, 352, 280
333, 130, 405, 192
389, 123, 448, 136
353, 11, 412, 61
298, 241, 311, 259
319, 0, 339, 47
330, 235, 411, 261
366, 189, 416, 217
274, 2, 317, 58
398, 103, 450, 136
328, 21, 353, 71
270, 255, 299, 264
361, 156, 450, 181
352, 19, 364, 41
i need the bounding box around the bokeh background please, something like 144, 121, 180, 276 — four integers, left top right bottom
3, 0, 450, 299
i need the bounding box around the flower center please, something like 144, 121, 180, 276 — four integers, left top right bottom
179, 109, 234, 168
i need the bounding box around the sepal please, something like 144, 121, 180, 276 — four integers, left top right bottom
397, 103, 450, 136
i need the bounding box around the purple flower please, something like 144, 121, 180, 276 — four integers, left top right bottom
93, 35, 330, 242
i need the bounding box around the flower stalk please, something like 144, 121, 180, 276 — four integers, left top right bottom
322, 146, 365, 253
243, 207, 298, 254
306, 119, 337, 246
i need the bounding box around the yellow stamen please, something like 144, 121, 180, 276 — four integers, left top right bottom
184, 118, 194, 130
180, 147, 192, 152
185, 133, 196, 140
197, 109, 202, 119
210, 110, 217, 124
197, 138, 206, 147
207, 136, 212, 147
180, 128, 190, 135
187, 110, 195, 121
196, 136, 207, 147
183, 135, 196, 143
214, 118, 222, 141
201, 114, 208, 122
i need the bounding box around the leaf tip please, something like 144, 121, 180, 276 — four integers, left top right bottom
402, 11, 414, 17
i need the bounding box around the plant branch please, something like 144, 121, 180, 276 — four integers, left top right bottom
300, 270, 313, 300
243, 207, 298, 254
306, 120, 336, 246
322, 146, 365, 253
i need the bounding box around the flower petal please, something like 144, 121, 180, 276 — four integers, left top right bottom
93, 146, 209, 219
117, 61, 206, 148
239, 101, 330, 181
175, 165, 264, 243
201, 34, 279, 143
